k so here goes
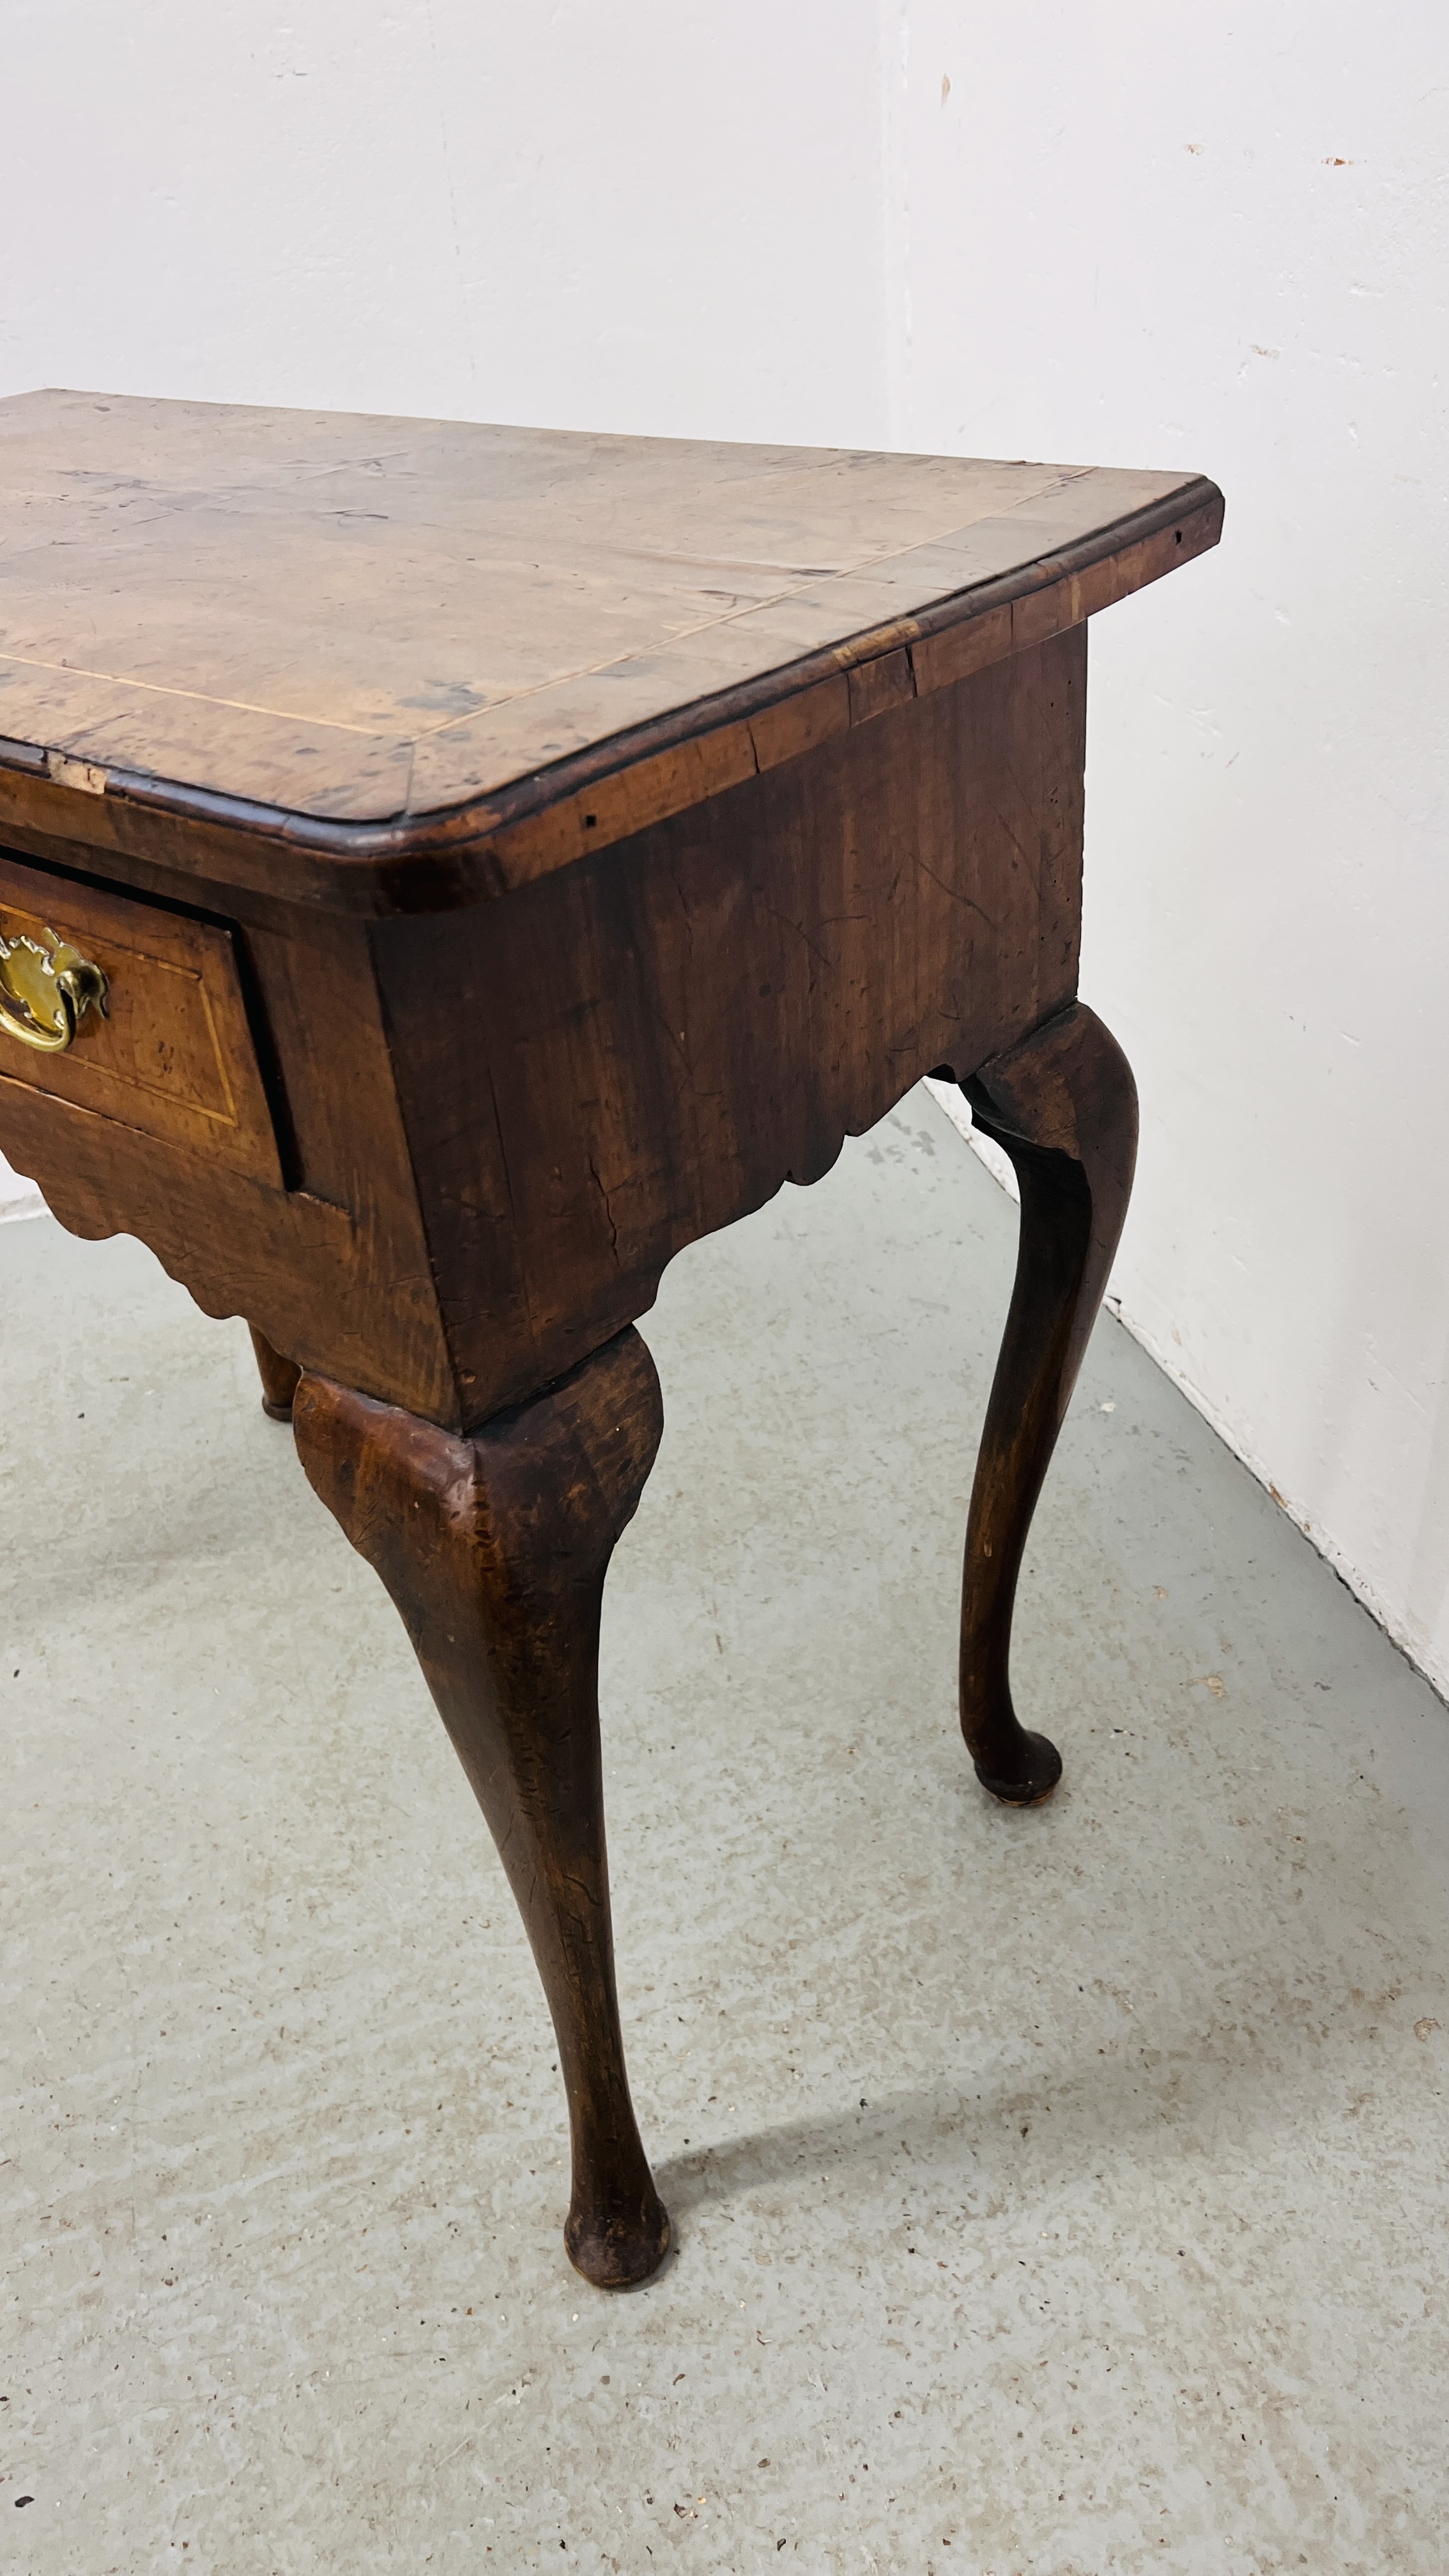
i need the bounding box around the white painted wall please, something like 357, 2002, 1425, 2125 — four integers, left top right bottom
888, 3, 1449, 1689
3, 1, 887, 441
4, 4, 1448, 1689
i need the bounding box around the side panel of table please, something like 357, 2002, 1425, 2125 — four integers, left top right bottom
376, 626, 1087, 1423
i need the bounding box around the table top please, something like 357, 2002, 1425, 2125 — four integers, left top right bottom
0, 392, 1219, 884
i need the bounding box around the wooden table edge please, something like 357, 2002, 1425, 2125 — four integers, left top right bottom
0, 477, 1223, 919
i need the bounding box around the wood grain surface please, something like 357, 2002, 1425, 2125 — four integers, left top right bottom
378, 627, 1087, 1419
0, 848, 283, 1183
956, 1002, 1139, 1802
0, 392, 1222, 909
293, 1330, 672, 2287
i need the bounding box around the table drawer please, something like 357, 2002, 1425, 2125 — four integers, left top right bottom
0, 850, 283, 1184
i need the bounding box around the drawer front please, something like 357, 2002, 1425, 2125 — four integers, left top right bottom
0, 851, 283, 1184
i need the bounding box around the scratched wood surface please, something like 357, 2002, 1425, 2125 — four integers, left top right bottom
378, 627, 1087, 1418
0, 392, 1219, 878
0, 848, 283, 1185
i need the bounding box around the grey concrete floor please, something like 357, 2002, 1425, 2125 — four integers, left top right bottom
3, 1091, 1448, 2576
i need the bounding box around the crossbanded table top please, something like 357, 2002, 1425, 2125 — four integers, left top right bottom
0, 392, 1218, 865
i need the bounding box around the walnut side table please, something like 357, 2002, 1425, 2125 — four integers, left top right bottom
0, 393, 1222, 2285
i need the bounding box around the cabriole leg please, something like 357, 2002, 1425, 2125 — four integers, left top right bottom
958, 1001, 1138, 1805
248, 1324, 302, 1422
291, 1326, 670, 2288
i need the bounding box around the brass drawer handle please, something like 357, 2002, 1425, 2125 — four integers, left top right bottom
0, 923, 109, 1054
